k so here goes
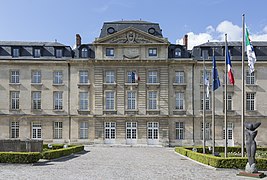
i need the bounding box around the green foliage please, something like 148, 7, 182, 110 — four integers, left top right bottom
0, 152, 41, 164
42, 145, 84, 160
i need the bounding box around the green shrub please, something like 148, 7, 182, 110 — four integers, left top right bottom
42, 145, 84, 160
0, 152, 41, 164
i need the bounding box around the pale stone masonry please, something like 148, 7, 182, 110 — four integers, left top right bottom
0, 21, 267, 147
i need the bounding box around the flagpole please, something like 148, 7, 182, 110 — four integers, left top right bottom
212, 48, 215, 155
203, 56, 206, 154
224, 34, 228, 158
241, 14, 245, 157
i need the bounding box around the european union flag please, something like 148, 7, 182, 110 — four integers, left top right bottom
212, 55, 221, 91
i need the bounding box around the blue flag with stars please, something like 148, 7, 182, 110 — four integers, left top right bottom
212, 55, 221, 91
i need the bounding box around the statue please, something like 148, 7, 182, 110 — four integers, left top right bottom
245, 122, 261, 173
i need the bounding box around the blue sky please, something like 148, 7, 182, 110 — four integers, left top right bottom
0, 0, 266, 49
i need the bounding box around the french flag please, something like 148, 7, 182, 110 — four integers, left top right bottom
131, 72, 140, 82
226, 43, 235, 85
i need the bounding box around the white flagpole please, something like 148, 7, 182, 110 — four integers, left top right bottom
241, 14, 245, 157
203, 56, 206, 154
224, 34, 228, 158
212, 48, 215, 155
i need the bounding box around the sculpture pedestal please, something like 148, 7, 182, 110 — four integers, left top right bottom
237, 171, 265, 178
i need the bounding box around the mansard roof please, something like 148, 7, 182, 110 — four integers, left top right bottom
0, 41, 67, 47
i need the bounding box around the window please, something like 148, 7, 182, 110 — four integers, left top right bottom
148, 48, 157, 56
223, 122, 233, 140
105, 122, 116, 139
55, 49, 63, 58
106, 48, 114, 57
127, 71, 138, 83
126, 122, 137, 139
32, 71, 41, 84
79, 121, 88, 139
246, 71, 255, 85
79, 70, 89, 84
148, 71, 158, 83
79, 92, 89, 111
201, 122, 211, 140
175, 92, 184, 110
32, 91, 41, 110
11, 122, 19, 138
176, 122, 184, 140
54, 91, 63, 110
12, 48, 20, 57
54, 122, 62, 139
34, 48, 41, 58
246, 92, 255, 111
127, 91, 136, 110
32, 123, 42, 139
200, 70, 211, 84
175, 71, 185, 84
105, 70, 115, 83
147, 122, 158, 139
106, 91, 115, 110
10, 70, 20, 84
174, 48, 181, 57
223, 93, 233, 111
10, 91, 19, 110
53, 71, 63, 84
201, 92, 210, 110
81, 48, 88, 58
148, 91, 158, 110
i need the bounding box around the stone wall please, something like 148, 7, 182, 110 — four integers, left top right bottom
0, 139, 43, 152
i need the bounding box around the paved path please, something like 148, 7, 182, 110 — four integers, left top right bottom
0, 146, 255, 180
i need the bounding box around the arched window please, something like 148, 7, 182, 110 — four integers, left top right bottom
81, 48, 88, 58
174, 48, 181, 57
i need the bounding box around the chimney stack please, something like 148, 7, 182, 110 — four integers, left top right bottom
183, 34, 188, 50
76, 34, 81, 47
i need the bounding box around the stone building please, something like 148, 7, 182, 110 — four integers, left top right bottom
0, 20, 267, 146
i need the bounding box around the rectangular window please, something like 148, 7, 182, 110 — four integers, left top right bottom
10, 91, 19, 110
148, 71, 158, 83
32, 91, 41, 110
55, 49, 62, 58
32, 123, 42, 139
53, 71, 63, 84
11, 122, 19, 138
32, 70, 41, 84
105, 122, 116, 139
79, 121, 88, 139
10, 70, 20, 84
127, 71, 137, 83
246, 71, 255, 85
106, 91, 115, 110
34, 48, 41, 58
148, 48, 157, 56
126, 122, 137, 139
201, 122, 211, 140
148, 91, 157, 110
147, 122, 158, 139
105, 70, 115, 83
79, 70, 89, 84
201, 92, 210, 110
223, 93, 233, 111
54, 122, 62, 139
246, 92, 255, 111
79, 92, 89, 111
127, 91, 136, 110
175, 71, 185, 84
175, 92, 184, 110
223, 122, 233, 140
12, 48, 20, 57
106, 48, 114, 57
200, 70, 211, 84
176, 122, 184, 140
54, 91, 63, 110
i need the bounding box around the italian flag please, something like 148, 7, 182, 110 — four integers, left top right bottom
246, 26, 257, 74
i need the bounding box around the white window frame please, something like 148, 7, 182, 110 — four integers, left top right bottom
148, 91, 158, 110
79, 121, 89, 139
201, 92, 210, 110
54, 91, 63, 110
10, 91, 19, 110
223, 122, 234, 140
53, 71, 63, 84
32, 70, 41, 84
32, 122, 42, 139
105, 122, 116, 139
148, 48, 157, 57
10, 70, 20, 84
223, 93, 233, 111
246, 71, 255, 85
32, 91, 41, 110
174, 48, 182, 57
81, 48, 88, 58
201, 122, 212, 140
246, 92, 255, 111
105, 70, 115, 84
54, 122, 63, 139
11, 121, 19, 138
34, 48, 41, 58
127, 91, 136, 110
176, 122, 184, 140
175, 71, 185, 84
105, 91, 115, 110
55, 49, 63, 58
148, 71, 158, 83
13, 48, 20, 57
126, 122, 137, 139
147, 122, 159, 139
79, 70, 89, 84
106, 48, 114, 57
175, 92, 184, 110
79, 92, 89, 111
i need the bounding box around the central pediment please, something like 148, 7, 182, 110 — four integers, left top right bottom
94, 27, 169, 45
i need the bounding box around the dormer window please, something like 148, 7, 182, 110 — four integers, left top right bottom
34, 48, 41, 58
174, 48, 181, 57
106, 48, 114, 57
12, 48, 20, 57
55, 49, 63, 58
81, 48, 88, 58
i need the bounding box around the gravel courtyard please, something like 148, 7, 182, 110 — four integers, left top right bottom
0, 146, 254, 180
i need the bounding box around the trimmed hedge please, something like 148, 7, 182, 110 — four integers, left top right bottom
175, 147, 267, 170
42, 145, 84, 160
0, 152, 41, 164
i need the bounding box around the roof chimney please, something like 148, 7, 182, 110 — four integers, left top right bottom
76, 34, 81, 47
183, 34, 188, 50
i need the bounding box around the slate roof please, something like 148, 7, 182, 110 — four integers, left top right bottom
195, 41, 267, 47
0, 41, 66, 47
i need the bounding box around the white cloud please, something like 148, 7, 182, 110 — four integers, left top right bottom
177, 20, 267, 50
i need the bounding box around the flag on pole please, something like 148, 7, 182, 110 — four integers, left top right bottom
131, 72, 140, 83
226, 42, 235, 85
204, 68, 210, 97
212, 55, 221, 91
245, 25, 257, 74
